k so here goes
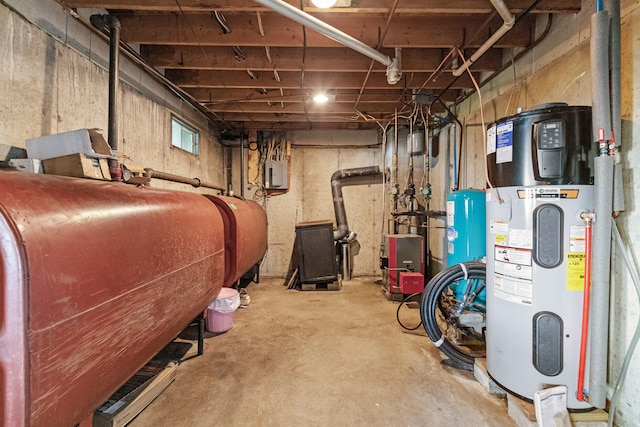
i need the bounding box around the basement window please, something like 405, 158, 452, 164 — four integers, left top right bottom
171, 116, 199, 155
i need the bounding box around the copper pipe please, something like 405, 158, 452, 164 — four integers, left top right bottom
144, 168, 225, 192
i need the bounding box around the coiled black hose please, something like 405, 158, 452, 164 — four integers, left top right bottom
420, 261, 486, 371
396, 292, 423, 331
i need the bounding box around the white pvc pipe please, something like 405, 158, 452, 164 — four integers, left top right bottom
452, 0, 515, 76
254, 0, 392, 67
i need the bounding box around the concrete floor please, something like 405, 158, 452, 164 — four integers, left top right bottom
129, 277, 515, 427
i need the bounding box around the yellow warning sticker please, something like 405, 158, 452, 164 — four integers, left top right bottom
495, 234, 507, 244
567, 253, 586, 291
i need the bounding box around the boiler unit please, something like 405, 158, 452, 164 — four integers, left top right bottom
382, 234, 424, 297
0, 170, 267, 427
485, 103, 594, 409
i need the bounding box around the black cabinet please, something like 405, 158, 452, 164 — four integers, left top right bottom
295, 220, 337, 283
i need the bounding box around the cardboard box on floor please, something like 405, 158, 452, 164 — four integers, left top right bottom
42, 154, 111, 180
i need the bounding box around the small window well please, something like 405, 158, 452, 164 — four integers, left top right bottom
171, 116, 199, 155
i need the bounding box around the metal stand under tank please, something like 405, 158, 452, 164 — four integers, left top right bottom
484, 104, 594, 410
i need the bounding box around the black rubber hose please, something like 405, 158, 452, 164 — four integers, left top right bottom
420, 262, 486, 370
396, 292, 423, 331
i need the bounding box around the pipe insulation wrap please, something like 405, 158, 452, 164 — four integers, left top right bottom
590, 11, 612, 142
331, 166, 381, 241
253, 0, 391, 67
589, 156, 615, 409
607, 0, 625, 212
608, 0, 621, 147
613, 163, 625, 212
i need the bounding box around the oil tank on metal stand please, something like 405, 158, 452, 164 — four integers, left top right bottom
0, 171, 269, 427
484, 104, 594, 409
204, 195, 268, 287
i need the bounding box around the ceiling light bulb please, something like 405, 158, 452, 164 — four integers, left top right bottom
311, 0, 337, 8
313, 93, 329, 103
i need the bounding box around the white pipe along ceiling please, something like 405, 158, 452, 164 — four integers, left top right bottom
252, 0, 402, 84
452, 0, 515, 77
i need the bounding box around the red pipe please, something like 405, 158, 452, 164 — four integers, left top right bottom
577, 216, 593, 401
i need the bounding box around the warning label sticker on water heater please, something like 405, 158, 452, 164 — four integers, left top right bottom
494, 274, 532, 305
496, 121, 514, 164
494, 245, 533, 305
566, 253, 586, 291
487, 125, 497, 155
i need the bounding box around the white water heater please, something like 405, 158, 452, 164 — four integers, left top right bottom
485, 104, 594, 409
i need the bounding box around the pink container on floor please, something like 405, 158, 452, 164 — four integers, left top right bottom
206, 287, 240, 333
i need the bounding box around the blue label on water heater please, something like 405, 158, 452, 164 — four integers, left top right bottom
496, 121, 514, 164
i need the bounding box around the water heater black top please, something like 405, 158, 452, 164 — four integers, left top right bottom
487, 104, 593, 187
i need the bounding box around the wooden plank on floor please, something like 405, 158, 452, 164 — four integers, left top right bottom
93, 361, 178, 427
300, 281, 341, 291
507, 393, 608, 427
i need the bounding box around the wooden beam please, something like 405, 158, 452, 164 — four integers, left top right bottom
142, 46, 502, 72
224, 120, 381, 131
185, 88, 459, 104
59, 0, 582, 14
165, 69, 478, 90
208, 101, 411, 114
116, 13, 534, 49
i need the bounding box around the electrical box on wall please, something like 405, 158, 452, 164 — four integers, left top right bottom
265, 160, 288, 190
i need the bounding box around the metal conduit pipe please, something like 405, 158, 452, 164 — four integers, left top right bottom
452, 0, 515, 77
90, 14, 122, 180
253, 0, 401, 84
331, 166, 381, 241
144, 168, 225, 193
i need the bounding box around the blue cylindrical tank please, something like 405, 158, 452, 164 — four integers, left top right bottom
447, 189, 486, 265
446, 189, 486, 303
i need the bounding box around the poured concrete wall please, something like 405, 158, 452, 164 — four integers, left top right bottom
231, 130, 384, 279
452, 0, 640, 424
0, 0, 224, 194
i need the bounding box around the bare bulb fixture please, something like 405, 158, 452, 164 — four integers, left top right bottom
313, 93, 329, 103
311, 0, 337, 8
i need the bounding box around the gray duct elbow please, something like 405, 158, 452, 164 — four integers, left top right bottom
331, 166, 381, 241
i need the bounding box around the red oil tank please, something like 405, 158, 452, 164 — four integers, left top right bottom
0, 171, 226, 427
204, 195, 268, 287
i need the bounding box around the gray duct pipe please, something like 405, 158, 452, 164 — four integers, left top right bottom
452, 0, 515, 76
90, 14, 121, 180
253, 0, 401, 84
332, 166, 381, 241
588, 9, 614, 410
